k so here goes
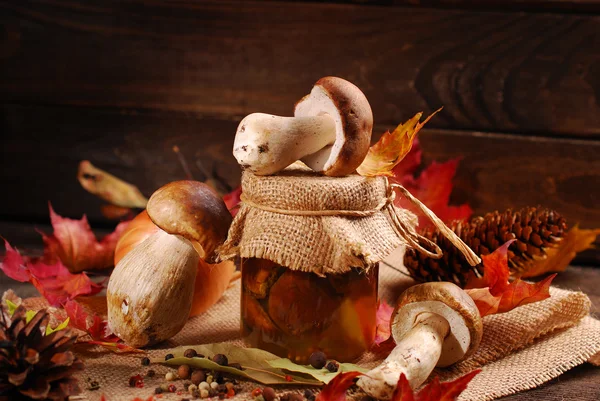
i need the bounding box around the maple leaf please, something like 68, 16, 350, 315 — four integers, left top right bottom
357, 109, 441, 177
465, 241, 555, 317
518, 225, 600, 279
374, 300, 394, 346
78, 160, 148, 209
316, 371, 362, 401
1, 240, 103, 306
391, 370, 480, 401
223, 186, 242, 217
394, 159, 472, 228
63, 299, 115, 341
40, 204, 130, 273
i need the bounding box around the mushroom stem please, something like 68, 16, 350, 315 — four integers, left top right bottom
107, 229, 199, 347
233, 112, 336, 175
357, 312, 450, 400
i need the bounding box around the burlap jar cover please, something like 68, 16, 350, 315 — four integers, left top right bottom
218, 162, 479, 274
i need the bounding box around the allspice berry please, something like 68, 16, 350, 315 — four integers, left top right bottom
262, 387, 276, 401
184, 349, 198, 358
325, 360, 339, 373
212, 353, 229, 366
178, 364, 191, 380
191, 370, 206, 386
308, 351, 327, 369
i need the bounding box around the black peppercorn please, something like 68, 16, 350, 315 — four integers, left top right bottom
325, 360, 339, 373
308, 351, 327, 369
141, 357, 150, 366
214, 371, 225, 384
147, 369, 156, 378
184, 349, 198, 358
212, 353, 228, 366
165, 353, 175, 361
155, 387, 163, 394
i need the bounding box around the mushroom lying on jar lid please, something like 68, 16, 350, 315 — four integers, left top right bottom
233, 76, 373, 176
107, 181, 232, 347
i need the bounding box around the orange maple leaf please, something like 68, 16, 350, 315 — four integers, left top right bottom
316, 371, 363, 401
39, 204, 130, 273
390, 370, 480, 401
465, 240, 555, 317
357, 109, 441, 177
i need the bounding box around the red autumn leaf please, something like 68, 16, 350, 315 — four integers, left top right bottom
40, 204, 130, 273
374, 300, 395, 346
465, 241, 555, 317
63, 300, 117, 341
391, 370, 480, 401
1, 241, 103, 306
394, 159, 472, 228
223, 186, 242, 217
315, 371, 362, 401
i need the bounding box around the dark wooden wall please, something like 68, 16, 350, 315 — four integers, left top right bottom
1, 0, 599, 257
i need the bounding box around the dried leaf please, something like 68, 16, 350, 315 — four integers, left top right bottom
78, 160, 148, 209
223, 186, 242, 217
391, 374, 415, 401
315, 371, 362, 401
5, 299, 19, 315
394, 159, 472, 228
63, 300, 116, 341
374, 300, 394, 346
267, 359, 368, 384
40, 204, 130, 273
84, 340, 144, 353
155, 344, 321, 385
465, 241, 555, 317
1, 240, 103, 306
357, 109, 441, 177
45, 317, 70, 335
519, 226, 600, 278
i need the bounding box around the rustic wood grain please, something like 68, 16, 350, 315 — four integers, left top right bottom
2, 0, 600, 136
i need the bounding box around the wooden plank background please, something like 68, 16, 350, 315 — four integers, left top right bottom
1, 0, 599, 252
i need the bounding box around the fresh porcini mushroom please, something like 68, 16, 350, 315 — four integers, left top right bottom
357, 282, 482, 400
233, 76, 373, 176
107, 181, 232, 347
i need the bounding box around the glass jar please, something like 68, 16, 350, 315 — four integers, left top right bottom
241, 257, 378, 363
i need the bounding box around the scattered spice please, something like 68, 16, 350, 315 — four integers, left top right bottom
184, 349, 198, 358
147, 369, 156, 378
199, 381, 210, 391
214, 371, 225, 384
141, 357, 151, 366
85, 377, 100, 391
168, 384, 177, 393
209, 388, 219, 397
129, 374, 144, 388
285, 374, 293, 382
304, 389, 316, 401
224, 383, 233, 391
155, 387, 164, 394
252, 388, 263, 397
165, 353, 175, 361
308, 351, 327, 369
166, 372, 176, 381
207, 375, 214, 384
191, 389, 201, 398
191, 370, 206, 385
227, 388, 235, 398
255, 395, 266, 401
212, 354, 229, 366
325, 360, 339, 373
178, 365, 191, 380
263, 387, 276, 401
201, 389, 210, 398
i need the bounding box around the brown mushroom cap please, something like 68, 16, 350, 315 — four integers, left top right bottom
294, 76, 373, 177
391, 282, 482, 367
146, 180, 232, 263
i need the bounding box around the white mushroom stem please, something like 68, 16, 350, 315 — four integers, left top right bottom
233, 112, 336, 175
357, 313, 450, 400
107, 229, 199, 347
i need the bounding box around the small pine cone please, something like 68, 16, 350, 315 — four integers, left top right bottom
403, 207, 568, 287
0, 305, 84, 401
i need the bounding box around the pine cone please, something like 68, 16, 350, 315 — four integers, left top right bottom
0, 305, 84, 401
403, 207, 568, 287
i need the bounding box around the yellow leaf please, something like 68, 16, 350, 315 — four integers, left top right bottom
25, 310, 37, 323
5, 299, 18, 316
45, 317, 70, 335
518, 226, 600, 279
356, 108, 442, 177
77, 160, 148, 209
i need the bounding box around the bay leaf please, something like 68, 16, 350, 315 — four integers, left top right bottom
267, 359, 368, 384
151, 343, 321, 386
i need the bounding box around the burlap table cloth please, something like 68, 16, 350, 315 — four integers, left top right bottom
19, 260, 590, 401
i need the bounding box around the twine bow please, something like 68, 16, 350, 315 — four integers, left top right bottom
239, 179, 481, 267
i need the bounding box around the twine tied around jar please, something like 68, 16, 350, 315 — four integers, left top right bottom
239, 177, 481, 267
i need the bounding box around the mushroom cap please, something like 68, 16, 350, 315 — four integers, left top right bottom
294, 76, 373, 176
391, 282, 482, 367
146, 181, 232, 263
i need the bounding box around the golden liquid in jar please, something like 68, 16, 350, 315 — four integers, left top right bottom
241, 258, 378, 363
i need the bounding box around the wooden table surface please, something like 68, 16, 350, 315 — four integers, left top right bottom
1, 221, 599, 401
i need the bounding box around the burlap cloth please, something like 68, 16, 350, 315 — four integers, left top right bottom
16, 259, 599, 401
